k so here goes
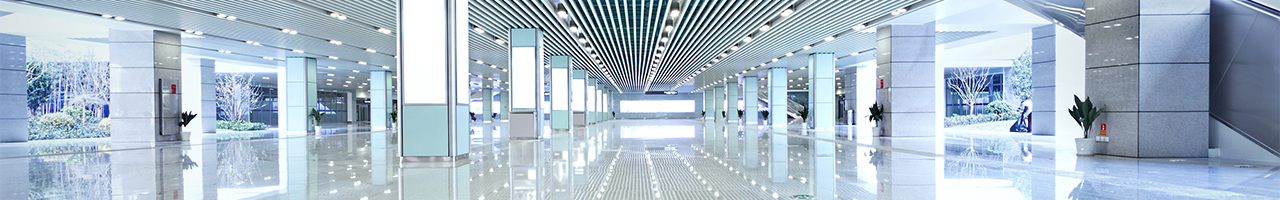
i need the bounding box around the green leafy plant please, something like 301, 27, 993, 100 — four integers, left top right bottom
1068, 95, 1103, 138
799, 106, 810, 121
943, 113, 1021, 127
389, 110, 399, 122
179, 111, 198, 127
309, 108, 326, 125
216, 120, 269, 131
737, 110, 744, 118
985, 100, 1014, 115
868, 102, 885, 125
38, 113, 75, 128
761, 110, 770, 119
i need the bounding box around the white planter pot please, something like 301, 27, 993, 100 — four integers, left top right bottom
871, 127, 882, 136
314, 126, 322, 132
180, 131, 192, 141
1075, 138, 1095, 156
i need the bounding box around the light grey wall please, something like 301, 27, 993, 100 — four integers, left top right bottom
611, 92, 704, 119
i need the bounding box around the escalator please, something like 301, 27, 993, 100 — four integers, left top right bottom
1209, 0, 1280, 157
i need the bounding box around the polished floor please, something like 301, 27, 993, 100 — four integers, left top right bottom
3, 119, 1279, 199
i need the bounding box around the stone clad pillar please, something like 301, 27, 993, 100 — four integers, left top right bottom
808, 53, 836, 129
109, 30, 182, 142
482, 87, 493, 123
1085, 0, 1209, 157
398, 0, 470, 161
876, 23, 938, 137
726, 80, 739, 123
704, 90, 715, 121
742, 76, 759, 125
371, 70, 393, 129
182, 59, 216, 136
281, 57, 318, 136
0, 33, 26, 142
501, 89, 510, 121
714, 86, 725, 122
768, 67, 788, 126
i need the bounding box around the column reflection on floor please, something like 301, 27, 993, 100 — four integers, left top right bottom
183, 137, 219, 199
549, 130, 572, 200
726, 125, 739, 159
743, 126, 759, 169
770, 126, 788, 183
111, 143, 184, 199
509, 139, 542, 200
809, 129, 835, 199
371, 130, 392, 186
278, 137, 318, 199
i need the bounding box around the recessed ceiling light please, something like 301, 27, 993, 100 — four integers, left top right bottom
113, 16, 125, 20
226, 16, 237, 20
665, 25, 674, 32
377, 28, 391, 34
892, 8, 908, 15
366, 49, 377, 53
328, 74, 335, 76
329, 56, 339, 60
557, 10, 568, 18
327, 66, 337, 69
357, 61, 367, 65
495, 38, 506, 44
281, 29, 297, 34
759, 24, 771, 31
263, 77, 270, 79
215, 13, 226, 18
292, 49, 304, 53
101, 14, 113, 18
780, 8, 794, 17
382, 66, 390, 69
852, 24, 866, 30
824, 36, 835, 41
262, 56, 273, 60
329, 40, 342, 45
352, 70, 360, 73
803, 45, 812, 50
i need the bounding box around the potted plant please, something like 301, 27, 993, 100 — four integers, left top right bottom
179, 111, 197, 139
737, 110, 744, 118
1068, 95, 1103, 156
868, 103, 884, 136
798, 106, 810, 122
389, 110, 398, 130
761, 110, 770, 124
309, 108, 326, 132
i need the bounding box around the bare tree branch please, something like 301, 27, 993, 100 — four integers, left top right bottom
947, 67, 991, 115
217, 74, 263, 122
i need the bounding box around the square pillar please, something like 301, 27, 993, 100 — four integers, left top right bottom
743, 76, 760, 125
714, 86, 725, 121
704, 90, 715, 121
1030, 25, 1088, 136
508, 28, 545, 139
398, 0, 470, 161
768, 67, 788, 126
372, 70, 393, 129
109, 30, 182, 142
1085, 0, 1209, 157
182, 59, 216, 135
573, 70, 587, 126
876, 23, 939, 137
0, 33, 26, 142
808, 53, 836, 129
482, 87, 493, 123
586, 80, 596, 124
726, 81, 739, 123
280, 57, 317, 136
550, 55, 571, 129
500, 90, 510, 121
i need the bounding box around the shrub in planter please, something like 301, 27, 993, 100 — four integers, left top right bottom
98, 118, 111, 131
217, 120, 269, 131
38, 113, 76, 128
943, 113, 1021, 127
985, 100, 1013, 115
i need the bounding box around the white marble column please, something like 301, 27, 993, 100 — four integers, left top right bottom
1085, 0, 1209, 157
501, 90, 510, 121
371, 70, 393, 129
876, 23, 939, 137
704, 90, 715, 121
586, 80, 596, 124
0, 33, 26, 142
742, 76, 759, 125
714, 86, 725, 122
482, 87, 493, 123
768, 67, 788, 126
398, 0, 470, 161
726, 80, 739, 123
808, 53, 836, 129
280, 57, 317, 136
109, 30, 183, 142
1030, 24, 1087, 136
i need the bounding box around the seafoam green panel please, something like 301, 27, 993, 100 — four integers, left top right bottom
402, 104, 449, 157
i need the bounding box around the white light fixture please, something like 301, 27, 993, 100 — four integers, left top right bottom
473, 27, 485, 33
730, 46, 739, 51
771, 58, 779, 62
357, 61, 367, 65
263, 77, 270, 79
578, 38, 588, 43
824, 36, 835, 41
262, 56, 273, 60
281, 29, 297, 34
494, 38, 506, 44
780, 8, 794, 17
292, 49, 304, 53
365, 48, 377, 53
225, 16, 237, 20
377, 28, 391, 34
557, 10, 569, 18
329, 40, 343, 45
661, 37, 669, 42
215, 13, 226, 18
101, 14, 112, 18
850, 52, 860, 56
352, 70, 360, 73
113, 16, 125, 20
665, 25, 674, 32
803, 45, 812, 50
759, 24, 771, 31
671, 10, 681, 17
327, 66, 337, 69
329, 56, 339, 59
475, 60, 484, 64
852, 24, 866, 30
742, 36, 753, 42
892, 8, 908, 15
